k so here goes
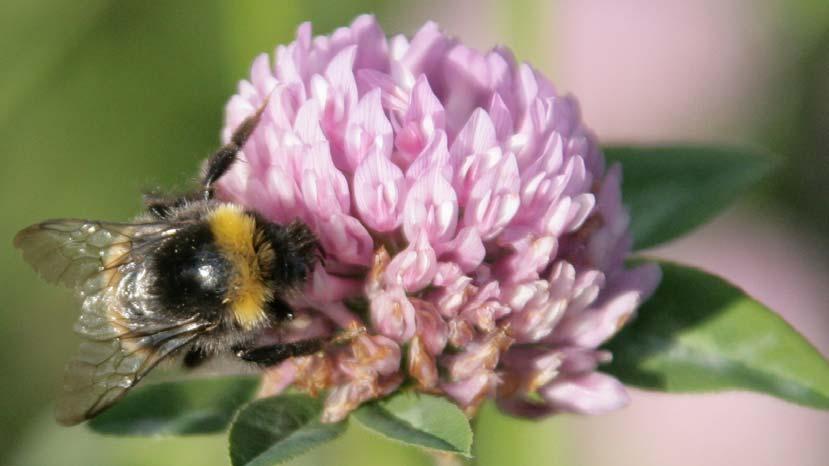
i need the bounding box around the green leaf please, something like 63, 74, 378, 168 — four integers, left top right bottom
352, 392, 473, 457
229, 394, 345, 466
604, 262, 829, 409
88, 376, 260, 436
603, 145, 777, 249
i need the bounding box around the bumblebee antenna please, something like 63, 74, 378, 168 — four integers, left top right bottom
201, 88, 276, 200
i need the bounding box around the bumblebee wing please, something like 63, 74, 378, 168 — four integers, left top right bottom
13, 219, 176, 288
14, 219, 210, 425
57, 312, 210, 425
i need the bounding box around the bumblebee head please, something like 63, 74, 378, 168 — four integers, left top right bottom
152, 204, 319, 330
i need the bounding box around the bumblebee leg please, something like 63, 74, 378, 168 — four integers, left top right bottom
183, 347, 210, 368
234, 326, 366, 367
142, 192, 187, 219
235, 339, 324, 367
201, 97, 271, 200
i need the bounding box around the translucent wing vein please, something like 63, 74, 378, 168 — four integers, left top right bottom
15, 218, 210, 425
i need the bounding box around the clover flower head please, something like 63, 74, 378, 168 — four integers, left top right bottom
217, 15, 661, 422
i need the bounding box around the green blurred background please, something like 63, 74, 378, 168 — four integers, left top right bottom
1, 2, 827, 465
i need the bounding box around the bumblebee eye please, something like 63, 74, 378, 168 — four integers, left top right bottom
266, 297, 296, 322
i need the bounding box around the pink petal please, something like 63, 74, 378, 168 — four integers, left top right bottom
261, 361, 299, 397
384, 231, 438, 292
447, 318, 476, 348
451, 147, 503, 207
405, 131, 451, 183
459, 300, 509, 333
441, 372, 497, 409
305, 266, 363, 304
517, 134, 565, 210
395, 76, 446, 167
400, 21, 452, 78
515, 64, 540, 117
564, 193, 597, 233
488, 93, 514, 143
502, 280, 547, 311
540, 373, 630, 414
500, 346, 561, 393
349, 15, 389, 73
312, 47, 359, 168
432, 262, 464, 287
315, 301, 362, 329
408, 336, 439, 389
303, 141, 350, 209
250, 53, 277, 95
322, 380, 376, 423
506, 297, 566, 343
353, 150, 405, 232
440, 45, 493, 134
350, 334, 401, 376
556, 348, 612, 374
462, 280, 501, 313
435, 226, 485, 273
412, 298, 448, 355
500, 347, 561, 380
366, 247, 391, 299
444, 331, 512, 380
541, 196, 572, 236
449, 108, 498, 161
561, 155, 591, 197
566, 269, 605, 314
268, 82, 306, 131
316, 213, 374, 266
370, 287, 417, 342
463, 154, 521, 240
548, 260, 577, 298
357, 69, 408, 112
402, 169, 458, 246
324, 46, 359, 103
344, 89, 393, 172
494, 235, 558, 284
293, 99, 326, 145
554, 263, 662, 347
274, 22, 312, 83
429, 273, 473, 319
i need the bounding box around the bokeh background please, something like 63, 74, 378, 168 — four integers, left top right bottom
1, 1, 827, 465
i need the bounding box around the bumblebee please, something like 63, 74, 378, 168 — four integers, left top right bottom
14, 100, 331, 425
